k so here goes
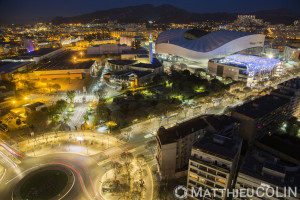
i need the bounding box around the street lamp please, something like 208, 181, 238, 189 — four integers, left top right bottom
80, 52, 83, 58
73, 56, 77, 62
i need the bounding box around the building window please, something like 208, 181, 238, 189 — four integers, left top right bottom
207, 168, 216, 175
216, 178, 226, 184
189, 173, 198, 180
217, 172, 226, 178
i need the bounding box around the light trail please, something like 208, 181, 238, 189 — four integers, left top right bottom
58, 158, 101, 200
52, 162, 93, 200
0, 140, 26, 158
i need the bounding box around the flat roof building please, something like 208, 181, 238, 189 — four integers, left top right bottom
187, 133, 242, 200
156, 116, 208, 179
33, 60, 97, 80
0, 62, 34, 80
236, 148, 300, 199
272, 77, 300, 119
2, 48, 65, 63
207, 54, 283, 86
232, 95, 290, 145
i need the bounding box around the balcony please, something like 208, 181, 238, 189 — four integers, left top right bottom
190, 156, 229, 173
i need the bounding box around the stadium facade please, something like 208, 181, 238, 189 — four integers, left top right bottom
155, 29, 265, 63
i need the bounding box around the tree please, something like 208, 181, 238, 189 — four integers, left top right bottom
152, 74, 164, 85
125, 90, 133, 97
52, 84, 61, 92
96, 103, 111, 122
26, 111, 48, 133
136, 154, 146, 178
83, 113, 89, 123
146, 140, 156, 158
95, 87, 107, 101
111, 161, 123, 180
120, 151, 134, 182
66, 90, 75, 103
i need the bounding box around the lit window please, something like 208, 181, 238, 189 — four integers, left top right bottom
216, 178, 226, 184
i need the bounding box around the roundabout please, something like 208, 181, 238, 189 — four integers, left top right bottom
13, 165, 74, 200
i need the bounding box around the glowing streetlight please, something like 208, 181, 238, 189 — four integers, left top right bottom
73, 56, 77, 62
80, 52, 83, 58
267, 54, 273, 59
12, 100, 16, 104
24, 97, 28, 100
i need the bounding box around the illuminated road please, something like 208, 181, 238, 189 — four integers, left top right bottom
0, 152, 102, 200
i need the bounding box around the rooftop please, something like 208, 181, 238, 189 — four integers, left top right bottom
239, 149, 300, 188
36, 60, 95, 71
0, 62, 32, 74
204, 115, 238, 137
278, 77, 300, 90
192, 133, 242, 161
156, 29, 259, 52
157, 116, 207, 145
121, 48, 148, 55
131, 58, 162, 69
112, 69, 152, 78
22, 48, 61, 57
233, 94, 289, 119
107, 60, 137, 66
210, 54, 281, 75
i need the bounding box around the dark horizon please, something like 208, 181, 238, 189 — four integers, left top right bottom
0, 0, 299, 25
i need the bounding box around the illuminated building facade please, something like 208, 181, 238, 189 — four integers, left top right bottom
155, 29, 265, 63
207, 54, 283, 86
187, 134, 242, 200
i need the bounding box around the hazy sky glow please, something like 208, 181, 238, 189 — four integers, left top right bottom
0, 0, 298, 24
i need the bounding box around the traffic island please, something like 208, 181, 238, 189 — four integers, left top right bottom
12, 165, 75, 200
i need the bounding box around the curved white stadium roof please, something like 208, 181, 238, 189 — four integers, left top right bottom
155, 29, 265, 61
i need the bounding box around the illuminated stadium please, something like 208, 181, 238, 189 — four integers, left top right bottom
207, 54, 283, 86
155, 29, 265, 63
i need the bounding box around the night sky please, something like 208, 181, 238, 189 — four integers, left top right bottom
0, 0, 298, 24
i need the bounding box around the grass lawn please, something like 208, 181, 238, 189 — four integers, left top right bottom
20, 170, 68, 200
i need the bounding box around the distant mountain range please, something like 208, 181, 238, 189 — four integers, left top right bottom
51, 4, 300, 25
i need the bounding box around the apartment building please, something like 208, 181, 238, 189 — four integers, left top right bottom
232, 94, 289, 145
156, 116, 208, 179
235, 148, 300, 200
271, 77, 300, 119
187, 133, 242, 200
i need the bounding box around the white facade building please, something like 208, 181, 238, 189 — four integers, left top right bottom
155, 29, 265, 63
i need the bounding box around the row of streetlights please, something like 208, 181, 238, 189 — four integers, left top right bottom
12, 97, 30, 107
73, 52, 84, 62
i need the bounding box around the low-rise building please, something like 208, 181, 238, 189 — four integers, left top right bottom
207, 54, 283, 87
2, 48, 65, 63
25, 102, 46, 114
121, 48, 149, 60
156, 116, 208, 179
187, 133, 242, 200
0, 62, 34, 80
104, 58, 163, 87
235, 148, 300, 200
33, 60, 97, 80
86, 44, 131, 55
